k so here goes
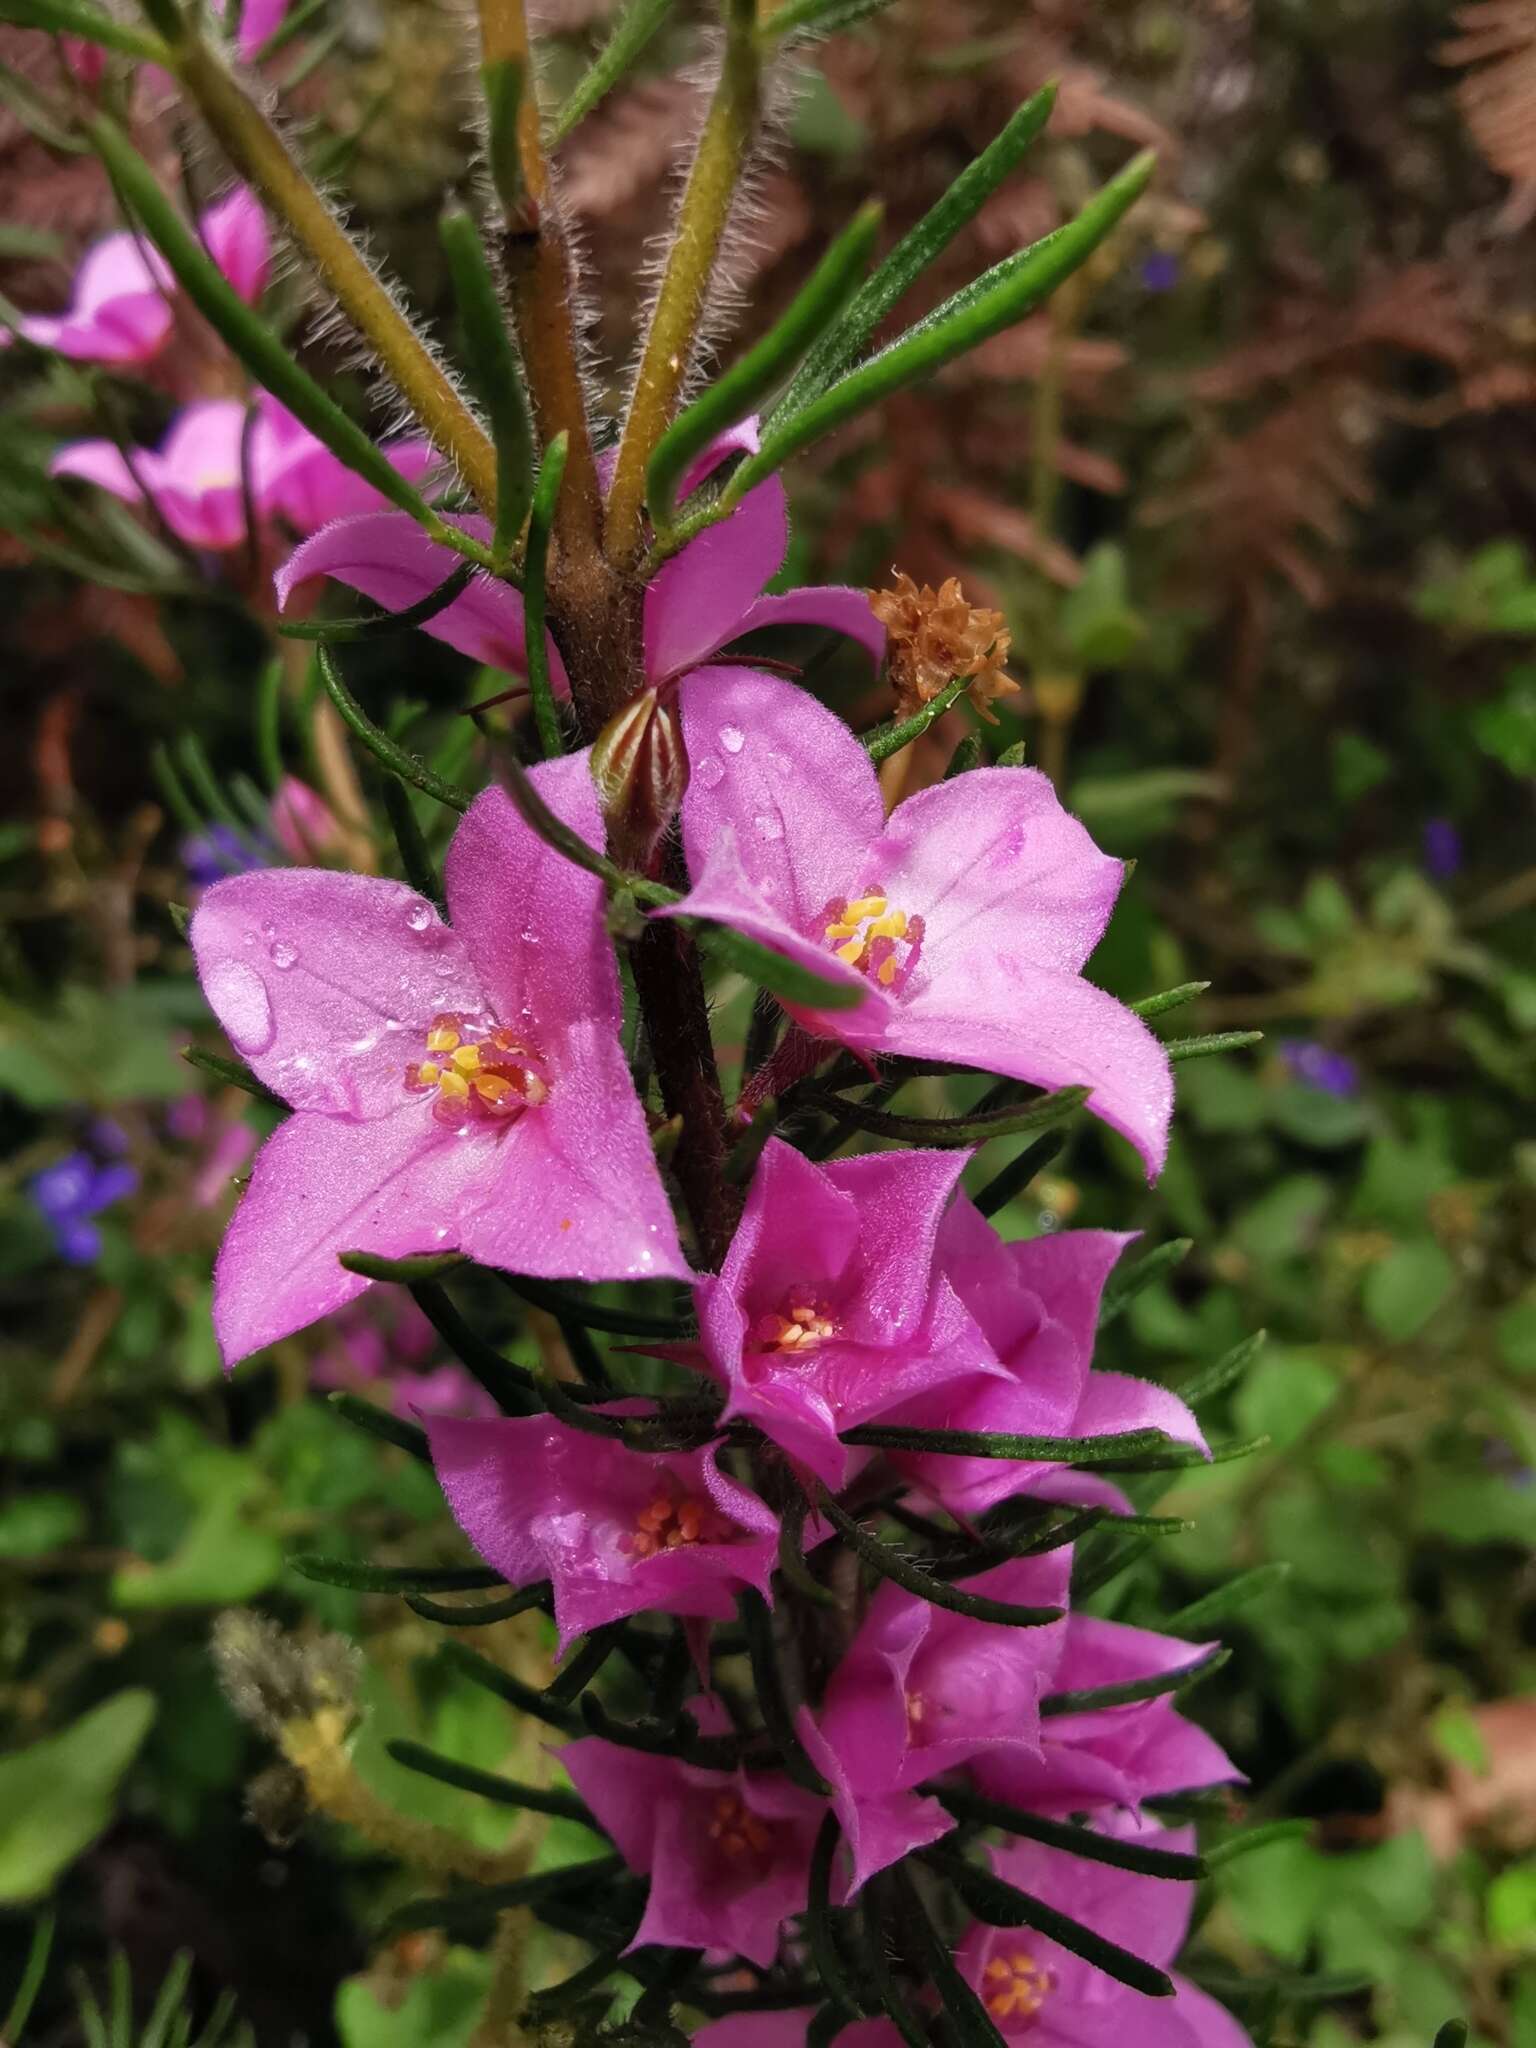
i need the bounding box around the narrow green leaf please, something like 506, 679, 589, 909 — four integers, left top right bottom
546, 1624, 624, 1705
522, 436, 569, 758
379, 776, 440, 902
924, 1848, 1175, 2001
741, 1588, 830, 1793
576, 1694, 752, 1771
772, 84, 1057, 411
648, 200, 883, 530
777, 1489, 837, 1607
1097, 1433, 1269, 1474
441, 210, 535, 564
385, 1855, 624, 1934
3, 1914, 54, 2046
944, 732, 984, 779
139, 1952, 194, 2048
933, 1787, 1205, 1879
326, 1392, 430, 1461
800, 1082, 1088, 1149
1098, 1238, 1193, 1328
1131, 980, 1211, 1019
862, 1876, 930, 2048
1180, 1330, 1267, 1408
438, 1641, 582, 1734
806, 1815, 865, 2022
481, 57, 527, 219
554, 0, 677, 139
862, 672, 970, 764
338, 1247, 468, 1284
1433, 2022, 1469, 2048
524, 1935, 635, 2016
1201, 1819, 1313, 1869
409, 1280, 541, 1414
277, 561, 478, 642
1041, 1645, 1229, 1717
501, 1272, 694, 1339
891, 1862, 1010, 2045
732, 148, 1152, 496
842, 1422, 1169, 1465
1167, 1030, 1264, 1063
89, 116, 443, 530
0, 0, 165, 58
181, 1044, 283, 1107
287, 1555, 503, 1593
691, 916, 869, 1012
317, 647, 473, 812
405, 1586, 551, 1626
973, 1131, 1067, 1218
1167, 1563, 1290, 1634
819, 1492, 1062, 1625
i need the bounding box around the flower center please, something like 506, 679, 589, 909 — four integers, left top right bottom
706, 1789, 776, 1864
748, 1299, 838, 1354
404, 1012, 548, 1127
983, 1950, 1052, 2027
820, 888, 924, 991
625, 1489, 737, 1558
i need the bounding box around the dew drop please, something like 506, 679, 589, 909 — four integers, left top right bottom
753, 812, 784, 842
694, 756, 724, 789
268, 941, 297, 970
404, 901, 433, 932
206, 959, 275, 1056
719, 724, 745, 755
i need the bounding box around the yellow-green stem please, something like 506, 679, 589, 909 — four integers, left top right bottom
604, 0, 759, 560
171, 35, 498, 511
476, 0, 606, 564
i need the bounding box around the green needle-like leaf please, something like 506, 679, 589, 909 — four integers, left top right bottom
521, 435, 567, 758
933, 1787, 1206, 1879
1180, 1330, 1267, 1408
287, 1556, 504, 1593
554, 0, 677, 139
441, 209, 535, 563
799, 1081, 1089, 1149
317, 647, 473, 812
0, 0, 166, 57
924, 1847, 1175, 2001
1166, 1030, 1264, 1063
1131, 980, 1212, 1019
1097, 1238, 1193, 1327
181, 1045, 283, 1107
1040, 1645, 1229, 1717
819, 1492, 1063, 1625
326, 1393, 431, 1461
1168, 1564, 1291, 1634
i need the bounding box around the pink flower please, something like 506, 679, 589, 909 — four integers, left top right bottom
268, 776, 344, 861
198, 185, 271, 304
665, 670, 1174, 1177
189, 755, 688, 1366
957, 1824, 1248, 2046
425, 1410, 779, 1649
312, 1293, 495, 1419
880, 1209, 1207, 1520
561, 1728, 825, 1967
52, 399, 264, 551
796, 1553, 1073, 1894
274, 420, 883, 687
7, 231, 174, 363
258, 397, 437, 537
692, 1139, 1002, 1490
215, 0, 290, 58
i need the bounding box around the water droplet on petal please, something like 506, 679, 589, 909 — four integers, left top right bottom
754, 812, 784, 842
206, 959, 275, 1057
719, 724, 745, 755
695, 756, 724, 789
269, 941, 297, 970
404, 901, 433, 932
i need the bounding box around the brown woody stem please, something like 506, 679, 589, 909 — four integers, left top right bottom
604, 0, 760, 561
170, 36, 498, 511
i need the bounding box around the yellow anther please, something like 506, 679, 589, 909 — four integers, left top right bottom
416, 1061, 441, 1086
983, 1951, 1049, 2023
877, 955, 899, 986
835, 937, 866, 966
790, 1307, 818, 1325
425, 1019, 461, 1054
868, 909, 908, 941
824, 919, 860, 942
451, 1043, 482, 1074
438, 1069, 471, 1103
846, 893, 887, 920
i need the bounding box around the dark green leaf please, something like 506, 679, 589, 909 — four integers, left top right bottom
554, 0, 676, 138
932, 1787, 1205, 1878
318, 647, 473, 813
385, 1741, 596, 1824
923, 1847, 1175, 2000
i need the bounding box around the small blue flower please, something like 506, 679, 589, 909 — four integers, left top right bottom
1140, 251, 1181, 294
29, 1151, 138, 1266
1279, 1040, 1361, 1099
181, 823, 272, 890
1422, 816, 1462, 882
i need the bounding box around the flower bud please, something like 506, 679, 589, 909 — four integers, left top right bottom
589, 687, 686, 873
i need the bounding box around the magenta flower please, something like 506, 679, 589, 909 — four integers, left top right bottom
562, 1730, 825, 1968
198, 185, 272, 304
274, 420, 883, 688
795, 1551, 1074, 1894
53, 399, 265, 551
311, 1293, 495, 1420
425, 1410, 779, 1649
692, 1138, 1001, 1490
214, 0, 290, 57
189, 754, 687, 1365
258, 397, 437, 537
957, 1825, 1248, 2046
882, 1208, 1207, 1521
7, 230, 173, 363
268, 775, 343, 861
666, 670, 1174, 1177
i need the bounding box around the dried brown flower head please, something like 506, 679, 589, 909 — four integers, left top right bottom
869, 571, 1019, 722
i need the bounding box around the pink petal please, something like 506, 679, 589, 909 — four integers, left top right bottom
199, 185, 271, 304
234, 0, 289, 55
559, 1738, 680, 1873
420, 1414, 547, 1589
880, 963, 1175, 1178
190, 868, 485, 1117
991, 1826, 1197, 1972
51, 439, 142, 502
1074, 1369, 1207, 1454
75, 232, 173, 312
645, 477, 788, 678
1000, 1227, 1137, 1361
213, 1106, 532, 1364
676, 668, 886, 936
1167, 1977, 1252, 2048
276, 511, 566, 687
797, 1707, 954, 1896
732, 585, 886, 670
823, 1148, 972, 1346
876, 766, 1127, 979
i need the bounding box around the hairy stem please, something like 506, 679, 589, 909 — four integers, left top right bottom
165, 35, 497, 510
604, 0, 760, 560
477, 0, 605, 567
